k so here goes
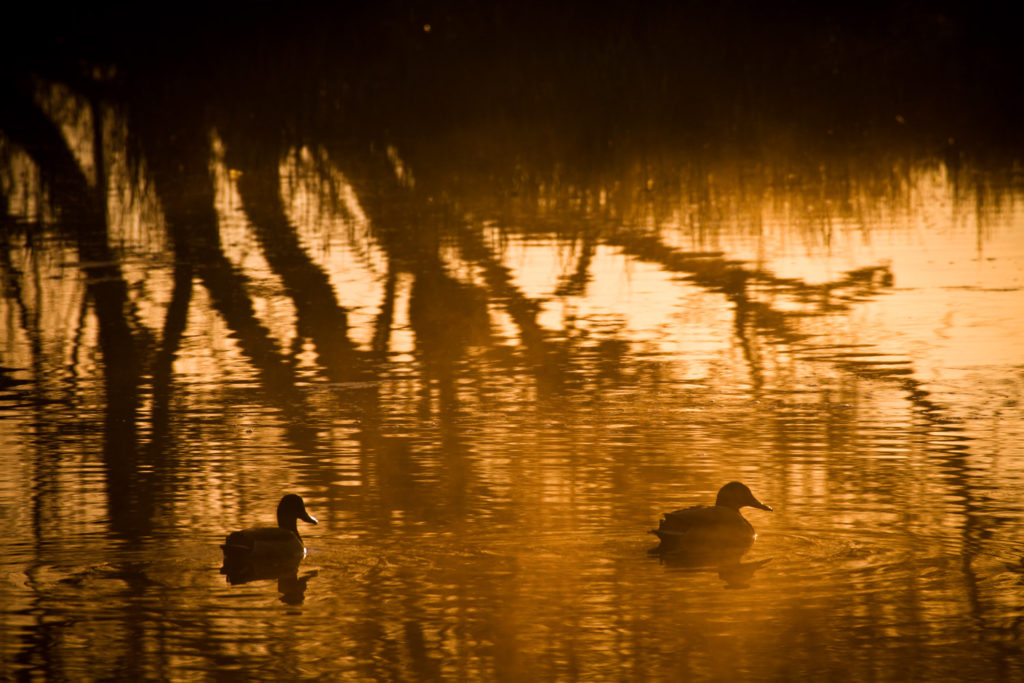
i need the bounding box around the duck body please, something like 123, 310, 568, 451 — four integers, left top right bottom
651, 481, 771, 554
223, 526, 306, 563
654, 504, 757, 547
221, 494, 317, 584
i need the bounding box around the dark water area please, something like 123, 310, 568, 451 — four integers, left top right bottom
3, 3, 1024, 681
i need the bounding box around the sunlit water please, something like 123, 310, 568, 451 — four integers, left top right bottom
3, 97, 1024, 680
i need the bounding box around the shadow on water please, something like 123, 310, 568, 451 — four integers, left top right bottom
2, 2, 1023, 680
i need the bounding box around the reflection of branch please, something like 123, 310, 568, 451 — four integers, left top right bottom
203, 259, 316, 446
325, 146, 431, 270
607, 230, 807, 344
607, 227, 958, 427
607, 229, 894, 340
0, 78, 104, 227
606, 227, 894, 314
455, 223, 564, 386
227, 140, 455, 514
228, 145, 399, 487
150, 263, 193, 440
228, 141, 475, 505
324, 144, 500, 508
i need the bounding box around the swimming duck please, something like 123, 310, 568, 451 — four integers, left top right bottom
651, 481, 772, 553
221, 494, 318, 570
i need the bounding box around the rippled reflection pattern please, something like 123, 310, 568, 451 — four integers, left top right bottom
2, 5, 1024, 681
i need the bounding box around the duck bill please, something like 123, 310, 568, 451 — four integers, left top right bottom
301, 511, 318, 525
752, 500, 773, 512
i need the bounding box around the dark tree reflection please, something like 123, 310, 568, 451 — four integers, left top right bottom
1, 3, 1022, 681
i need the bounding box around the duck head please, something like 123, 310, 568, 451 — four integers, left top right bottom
277, 494, 318, 532
715, 482, 772, 512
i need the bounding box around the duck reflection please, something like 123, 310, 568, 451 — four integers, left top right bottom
220, 494, 318, 602
650, 482, 773, 588
277, 570, 319, 605
655, 548, 772, 589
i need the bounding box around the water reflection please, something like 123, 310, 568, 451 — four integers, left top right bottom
656, 553, 773, 591
2, 5, 1024, 680
221, 559, 317, 606
220, 493, 317, 601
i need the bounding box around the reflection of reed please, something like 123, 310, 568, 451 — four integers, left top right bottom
553, 232, 597, 297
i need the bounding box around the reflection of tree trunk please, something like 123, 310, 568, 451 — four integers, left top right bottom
0, 81, 146, 538
326, 145, 493, 508
229, 143, 403, 491
229, 147, 366, 383
403, 620, 442, 680
89, 263, 143, 533
454, 223, 563, 389
150, 262, 194, 441
330, 145, 563, 390
372, 266, 397, 361
0, 223, 61, 573
0, 228, 45, 398
134, 108, 316, 451
729, 292, 766, 395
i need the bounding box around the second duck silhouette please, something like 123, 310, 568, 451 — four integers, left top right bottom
651, 481, 772, 554
221, 494, 318, 585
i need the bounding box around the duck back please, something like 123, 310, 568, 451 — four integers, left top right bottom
222, 526, 305, 561
652, 504, 756, 550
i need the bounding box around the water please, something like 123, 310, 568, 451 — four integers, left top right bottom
3, 8, 1024, 681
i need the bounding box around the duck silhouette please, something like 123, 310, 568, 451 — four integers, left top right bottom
650, 481, 772, 555
220, 494, 318, 585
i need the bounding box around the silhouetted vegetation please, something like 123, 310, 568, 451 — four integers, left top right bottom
1, 4, 1022, 681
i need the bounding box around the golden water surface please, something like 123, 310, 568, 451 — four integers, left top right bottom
2, 9, 1024, 680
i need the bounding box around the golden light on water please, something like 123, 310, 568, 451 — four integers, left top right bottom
2, 45, 1024, 679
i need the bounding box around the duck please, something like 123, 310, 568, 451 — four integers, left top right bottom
221, 494, 318, 579
650, 481, 772, 553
